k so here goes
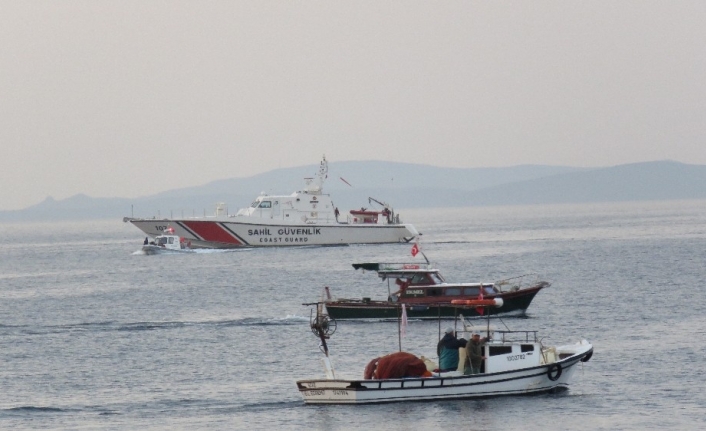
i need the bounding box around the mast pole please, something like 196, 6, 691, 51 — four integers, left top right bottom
398, 304, 402, 352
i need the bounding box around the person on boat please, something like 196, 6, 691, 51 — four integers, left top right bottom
436, 327, 467, 372
143, 237, 149, 245
388, 278, 410, 302
334, 207, 340, 222
464, 332, 489, 375
381, 207, 391, 223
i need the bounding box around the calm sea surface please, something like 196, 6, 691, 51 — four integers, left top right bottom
1, 200, 705, 430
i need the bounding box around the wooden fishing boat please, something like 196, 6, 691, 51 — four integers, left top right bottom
319, 260, 549, 320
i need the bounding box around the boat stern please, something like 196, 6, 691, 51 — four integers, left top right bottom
403, 223, 419, 238
297, 379, 360, 404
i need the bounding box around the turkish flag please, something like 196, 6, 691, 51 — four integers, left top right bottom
411, 243, 419, 257
476, 285, 485, 315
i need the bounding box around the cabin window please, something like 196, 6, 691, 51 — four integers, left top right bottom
427, 288, 443, 297
259, 201, 272, 209
431, 273, 444, 284
484, 286, 496, 294
463, 287, 480, 296
444, 288, 461, 296
168, 237, 174, 244
521, 345, 534, 353
410, 274, 429, 285
488, 346, 512, 356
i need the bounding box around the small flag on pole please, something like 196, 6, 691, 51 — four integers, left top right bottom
411, 243, 419, 257
401, 304, 408, 337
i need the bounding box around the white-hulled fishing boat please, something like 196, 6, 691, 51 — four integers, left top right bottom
296, 302, 592, 404
124, 156, 418, 249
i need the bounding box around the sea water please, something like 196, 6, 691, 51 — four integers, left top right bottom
0, 200, 705, 430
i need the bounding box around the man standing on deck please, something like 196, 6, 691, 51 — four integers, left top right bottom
465, 332, 489, 374
436, 327, 467, 372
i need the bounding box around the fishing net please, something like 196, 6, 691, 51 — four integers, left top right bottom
363, 352, 431, 379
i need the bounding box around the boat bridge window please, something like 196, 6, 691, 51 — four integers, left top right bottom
410, 274, 431, 285
463, 287, 480, 296
444, 287, 461, 296
168, 237, 174, 244
431, 273, 444, 284
521, 345, 534, 353
489, 346, 512, 356
258, 201, 272, 208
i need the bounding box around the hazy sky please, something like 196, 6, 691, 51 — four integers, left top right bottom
2, 1, 705, 210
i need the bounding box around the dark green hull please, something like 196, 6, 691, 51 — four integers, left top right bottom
324, 289, 542, 320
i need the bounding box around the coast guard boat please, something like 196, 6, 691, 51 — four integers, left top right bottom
123, 156, 418, 249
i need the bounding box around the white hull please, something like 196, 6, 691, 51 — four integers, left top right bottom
127, 218, 417, 249
141, 245, 195, 255
297, 346, 592, 404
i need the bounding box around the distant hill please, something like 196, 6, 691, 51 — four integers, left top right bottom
438, 160, 706, 206
1, 160, 705, 222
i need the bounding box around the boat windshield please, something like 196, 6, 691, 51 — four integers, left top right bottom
258, 201, 272, 208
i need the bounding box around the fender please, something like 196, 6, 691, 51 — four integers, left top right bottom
547, 363, 563, 381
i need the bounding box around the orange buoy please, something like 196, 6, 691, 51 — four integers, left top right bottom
450, 298, 504, 307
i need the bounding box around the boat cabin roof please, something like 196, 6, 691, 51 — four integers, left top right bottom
352, 262, 434, 272
353, 262, 443, 283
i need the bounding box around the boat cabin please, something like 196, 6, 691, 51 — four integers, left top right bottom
397, 282, 497, 301
454, 330, 548, 374
349, 207, 392, 225
350, 262, 500, 303
235, 192, 336, 224
370, 266, 498, 303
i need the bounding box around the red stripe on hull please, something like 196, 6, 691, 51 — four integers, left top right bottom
181, 221, 242, 245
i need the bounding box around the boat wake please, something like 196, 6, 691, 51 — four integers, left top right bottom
0, 316, 311, 336
2, 406, 68, 414
132, 248, 254, 255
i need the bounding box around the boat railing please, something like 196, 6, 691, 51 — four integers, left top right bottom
491, 330, 539, 343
